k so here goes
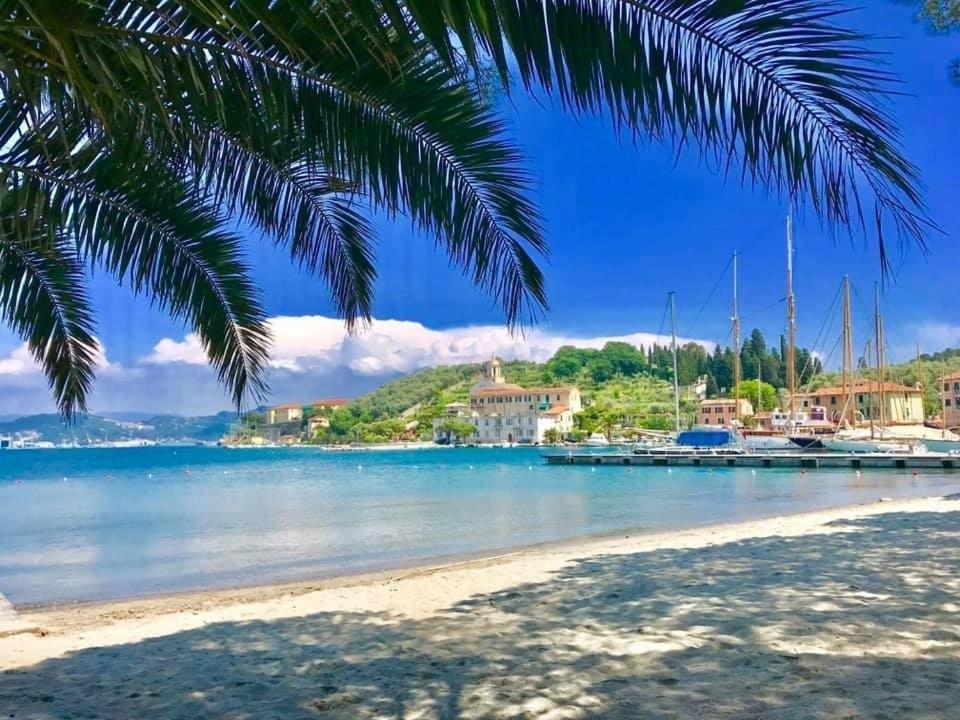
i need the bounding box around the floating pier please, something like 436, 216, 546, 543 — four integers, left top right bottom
543, 452, 960, 470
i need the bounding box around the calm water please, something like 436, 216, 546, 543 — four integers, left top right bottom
2, 446, 959, 605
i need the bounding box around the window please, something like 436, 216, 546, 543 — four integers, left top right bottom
830, 396, 837, 405
945, 383, 951, 392
947, 399, 953, 407
803, 399, 809, 408
858, 394, 864, 403
717, 416, 724, 424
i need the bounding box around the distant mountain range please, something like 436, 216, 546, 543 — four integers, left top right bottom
0, 411, 239, 444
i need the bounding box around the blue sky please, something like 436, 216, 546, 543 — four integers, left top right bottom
1, 2, 957, 415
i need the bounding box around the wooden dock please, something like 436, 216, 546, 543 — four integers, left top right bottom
543, 452, 960, 470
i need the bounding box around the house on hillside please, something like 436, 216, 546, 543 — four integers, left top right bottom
309, 399, 348, 413
432, 357, 582, 444
267, 403, 303, 425
305, 399, 349, 437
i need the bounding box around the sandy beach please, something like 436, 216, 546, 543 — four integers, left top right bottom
2, 495, 959, 718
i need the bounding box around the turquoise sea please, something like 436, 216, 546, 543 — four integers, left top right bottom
2, 446, 960, 606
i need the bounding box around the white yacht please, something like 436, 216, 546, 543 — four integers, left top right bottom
584, 432, 611, 447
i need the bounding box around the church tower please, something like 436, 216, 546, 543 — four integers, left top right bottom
485, 356, 504, 385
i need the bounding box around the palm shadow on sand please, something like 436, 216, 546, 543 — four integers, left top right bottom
3, 507, 960, 719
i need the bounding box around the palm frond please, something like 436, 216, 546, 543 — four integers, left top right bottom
1, 3, 549, 326
375, 0, 934, 269
0, 124, 272, 409
0, 206, 97, 418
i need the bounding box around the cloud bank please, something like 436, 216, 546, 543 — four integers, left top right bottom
0, 315, 710, 416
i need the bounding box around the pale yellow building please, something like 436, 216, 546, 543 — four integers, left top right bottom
266, 403, 303, 425
790, 381, 924, 425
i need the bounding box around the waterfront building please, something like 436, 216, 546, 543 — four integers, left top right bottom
266, 403, 303, 425
697, 398, 754, 427
433, 357, 582, 444
942, 372, 960, 429
788, 381, 923, 425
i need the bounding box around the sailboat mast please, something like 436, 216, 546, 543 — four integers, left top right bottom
866, 338, 875, 439
757, 360, 762, 413
786, 212, 797, 418
669, 291, 681, 433
732, 251, 741, 424
874, 283, 886, 429
943, 361, 949, 440
842, 275, 854, 428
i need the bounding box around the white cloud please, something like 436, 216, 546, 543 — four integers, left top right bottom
0, 339, 119, 376
140, 315, 712, 378
0, 316, 712, 416
915, 323, 960, 351
144, 336, 207, 365
0, 343, 36, 375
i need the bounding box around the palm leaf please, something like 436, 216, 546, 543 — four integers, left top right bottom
370, 0, 935, 269
0, 205, 97, 418
0, 120, 272, 409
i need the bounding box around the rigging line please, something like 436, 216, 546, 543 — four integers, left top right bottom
740, 296, 785, 316
655, 293, 671, 349
796, 277, 845, 387
682, 253, 734, 339
850, 282, 876, 334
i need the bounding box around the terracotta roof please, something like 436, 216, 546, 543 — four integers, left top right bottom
799, 381, 921, 397
310, 399, 348, 407
541, 404, 569, 416
271, 403, 303, 410
528, 386, 576, 393
471, 384, 526, 396
942, 371, 960, 382
699, 398, 748, 405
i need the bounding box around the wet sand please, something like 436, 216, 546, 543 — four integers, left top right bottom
2, 495, 959, 718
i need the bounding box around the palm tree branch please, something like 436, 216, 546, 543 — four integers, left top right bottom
0, 211, 97, 418
0, 151, 271, 408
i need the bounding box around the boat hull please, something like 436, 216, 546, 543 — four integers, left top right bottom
822, 438, 911, 454
742, 435, 797, 451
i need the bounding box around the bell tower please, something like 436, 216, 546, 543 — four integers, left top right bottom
486, 356, 504, 385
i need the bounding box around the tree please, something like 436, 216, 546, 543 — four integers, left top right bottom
546, 346, 591, 380
600, 342, 646, 376
543, 427, 562, 445
737, 380, 779, 413
587, 357, 615, 384
902, 0, 960, 84
437, 420, 476, 443
1, 0, 930, 418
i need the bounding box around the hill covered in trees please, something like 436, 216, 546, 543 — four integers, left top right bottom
311, 330, 825, 442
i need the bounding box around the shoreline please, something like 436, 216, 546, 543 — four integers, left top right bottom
4, 492, 958, 672
12, 488, 951, 614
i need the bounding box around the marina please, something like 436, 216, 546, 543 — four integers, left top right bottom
545, 451, 960, 469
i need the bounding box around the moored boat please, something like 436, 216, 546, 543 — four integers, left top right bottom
584, 432, 610, 447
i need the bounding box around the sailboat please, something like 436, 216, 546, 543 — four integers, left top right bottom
634, 291, 745, 455
735, 249, 795, 452
822, 282, 912, 454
